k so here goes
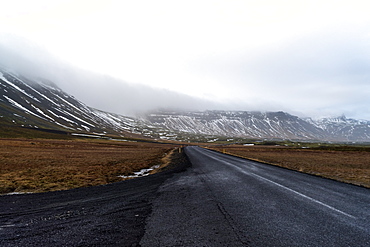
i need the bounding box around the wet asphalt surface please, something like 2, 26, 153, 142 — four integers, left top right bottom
141, 147, 370, 246
1, 146, 370, 246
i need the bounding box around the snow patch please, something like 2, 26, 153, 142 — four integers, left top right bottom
0, 72, 40, 102
30, 104, 54, 121
4, 192, 33, 196
48, 110, 77, 124
4, 96, 46, 120
118, 164, 160, 179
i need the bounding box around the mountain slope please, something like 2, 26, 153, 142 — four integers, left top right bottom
306, 116, 370, 142
1, 68, 370, 142
0, 70, 140, 137
142, 110, 370, 142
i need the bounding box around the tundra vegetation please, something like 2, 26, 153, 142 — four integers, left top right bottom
0, 138, 176, 194
210, 143, 370, 188
0, 126, 369, 194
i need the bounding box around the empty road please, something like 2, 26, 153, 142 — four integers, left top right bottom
1, 146, 369, 246
141, 146, 370, 246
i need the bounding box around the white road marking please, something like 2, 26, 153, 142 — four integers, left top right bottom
197, 148, 357, 219
240, 168, 357, 219
0, 224, 16, 230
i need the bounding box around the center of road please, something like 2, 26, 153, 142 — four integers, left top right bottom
141, 146, 370, 247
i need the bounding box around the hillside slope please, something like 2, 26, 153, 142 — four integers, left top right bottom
1, 68, 369, 142
0, 70, 144, 137
143, 111, 370, 142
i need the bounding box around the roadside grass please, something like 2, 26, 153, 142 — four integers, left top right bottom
0, 138, 176, 194
0, 124, 71, 139
210, 145, 370, 188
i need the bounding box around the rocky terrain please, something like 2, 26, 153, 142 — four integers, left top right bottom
1, 68, 370, 142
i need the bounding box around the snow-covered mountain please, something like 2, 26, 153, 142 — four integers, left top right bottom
142, 111, 370, 142
1, 68, 369, 142
306, 116, 370, 142
0, 69, 142, 137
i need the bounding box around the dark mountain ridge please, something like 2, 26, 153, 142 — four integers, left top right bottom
1, 68, 369, 142
0, 70, 139, 136
143, 110, 370, 142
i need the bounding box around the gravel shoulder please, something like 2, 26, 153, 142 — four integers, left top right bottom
0, 149, 191, 246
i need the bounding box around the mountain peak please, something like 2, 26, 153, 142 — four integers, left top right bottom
1, 68, 370, 142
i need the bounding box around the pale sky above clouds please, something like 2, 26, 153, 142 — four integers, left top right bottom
1, 0, 370, 119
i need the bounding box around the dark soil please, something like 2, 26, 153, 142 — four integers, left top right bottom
0, 150, 191, 246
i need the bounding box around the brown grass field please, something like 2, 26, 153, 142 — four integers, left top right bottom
2, 136, 369, 194
210, 145, 370, 188
0, 138, 177, 194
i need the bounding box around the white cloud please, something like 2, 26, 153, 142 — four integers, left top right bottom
1, 0, 370, 119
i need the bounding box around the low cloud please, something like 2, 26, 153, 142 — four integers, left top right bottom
1, 31, 370, 120
188, 29, 370, 120
0, 35, 218, 116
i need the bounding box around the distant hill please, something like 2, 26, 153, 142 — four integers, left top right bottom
0, 69, 141, 137
1, 68, 370, 142
143, 111, 370, 142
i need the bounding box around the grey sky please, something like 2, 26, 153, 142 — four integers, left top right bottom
0, 37, 218, 116
189, 28, 370, 118
1, 1, 370, 120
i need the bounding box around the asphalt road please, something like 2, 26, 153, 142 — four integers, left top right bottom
1, 146, 369, 246
141, 146, 370, 247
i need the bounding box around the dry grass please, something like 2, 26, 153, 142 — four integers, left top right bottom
0, 138, 176, 194
210, 145, 370, 188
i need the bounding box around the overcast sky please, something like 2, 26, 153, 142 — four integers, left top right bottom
1, 0, 370, 119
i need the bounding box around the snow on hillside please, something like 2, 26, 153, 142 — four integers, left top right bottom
1, 68, 370, 142
143, 110, 370, 142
